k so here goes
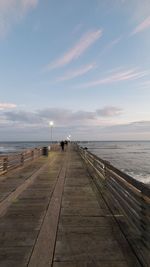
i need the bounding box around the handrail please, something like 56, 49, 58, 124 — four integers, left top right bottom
0, 143, 60, 176
0, 147, 43, 175
78, 145, 150, 267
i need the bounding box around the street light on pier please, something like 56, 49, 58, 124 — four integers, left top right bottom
49, 121, 54, 144
67, 134, 71, 142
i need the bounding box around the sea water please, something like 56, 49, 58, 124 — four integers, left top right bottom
79, 141, 150, 184
0, 141, 51, 154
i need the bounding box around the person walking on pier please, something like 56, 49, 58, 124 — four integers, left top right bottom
60, 141, 65, 151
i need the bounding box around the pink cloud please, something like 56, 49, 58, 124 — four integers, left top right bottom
0, 103, 17, 110
78, 68, 149, 88
0, 0, 38, 10
57, 63, 96, 81
0, 0, 38, 37
132, 16, 150, 35
47, 29, 102, 70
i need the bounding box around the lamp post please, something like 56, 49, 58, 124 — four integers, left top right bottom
67, 134, 71, 142
68, 134, 71, 141
49, 121, 54, 144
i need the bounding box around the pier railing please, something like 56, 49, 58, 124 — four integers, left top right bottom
78, 145, 150, 267
0, 144, 61, 176
0, 147, 43, 175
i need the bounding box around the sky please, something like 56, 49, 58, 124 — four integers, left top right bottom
0, 0, 150, 141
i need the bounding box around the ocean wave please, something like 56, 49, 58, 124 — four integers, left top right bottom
127, 151, 147, 154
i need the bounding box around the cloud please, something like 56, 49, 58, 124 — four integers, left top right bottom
46, 29, 102, 70
0, 0, 38, 38
77, 68, 149, 88
71, 110, 95, 121
4, 110, 43, 124
131, 0, 150, 21
107, 120, 150, 134
100, 37, 122, 56
1, 106, 122, 128
132, 15, 150, 35
1, 113, 150, 141
36, 108, 96, 125
2, 107, 150, 141
57, 63, 96, 81
0, 103, 17, 110
96, 106, 122, 117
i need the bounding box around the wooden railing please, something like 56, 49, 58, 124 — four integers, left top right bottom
0, 147, 43, 176
78, 146, 150, 267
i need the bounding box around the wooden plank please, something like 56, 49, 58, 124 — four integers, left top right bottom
0, 152, 64, 267
28, 156, 68, 267
0, 160, 54, 217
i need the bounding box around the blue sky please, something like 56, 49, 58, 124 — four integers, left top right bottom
0, 0, 150, 141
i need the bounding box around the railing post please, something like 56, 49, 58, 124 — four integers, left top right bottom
3, 157, 8, 171
31, 150, 34, 160
103, 164, 107, 180
21, 153, 24, 165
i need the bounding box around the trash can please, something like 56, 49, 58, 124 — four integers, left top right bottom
42, 146, 48, 156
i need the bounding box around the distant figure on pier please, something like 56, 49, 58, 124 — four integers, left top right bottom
60, 141, 65, 151
64, 140, 68, 146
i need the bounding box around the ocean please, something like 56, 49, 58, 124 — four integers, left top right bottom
79, 141, 150, 184
0, 141, 51, 154
0, 141, 150, 184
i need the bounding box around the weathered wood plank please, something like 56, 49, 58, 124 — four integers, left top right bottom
28, 155, 68, 267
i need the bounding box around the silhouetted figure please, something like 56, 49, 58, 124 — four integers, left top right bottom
64, 140, 68, 146
60, 141, 65, 151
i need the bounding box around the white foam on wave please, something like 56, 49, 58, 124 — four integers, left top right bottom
126, 171, 150, 184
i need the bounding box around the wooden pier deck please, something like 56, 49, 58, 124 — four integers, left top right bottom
0, 145, 144, 267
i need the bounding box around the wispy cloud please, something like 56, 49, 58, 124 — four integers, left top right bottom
57, 63, 96, 81
77, 68, 149, 88
46, 29, 102, 70
132, 15, 150, 35
0, 103, 17, 110
100, 37, 122, 56
0, 0, 38, 38
131, 0, 150, 22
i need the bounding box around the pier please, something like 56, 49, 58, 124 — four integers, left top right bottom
0, 144, 149, 267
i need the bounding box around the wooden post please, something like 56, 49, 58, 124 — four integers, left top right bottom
31, 150, 34, 160
38, 149, 41, 157
21, 153, 24, 165
3, 157, 8, 171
